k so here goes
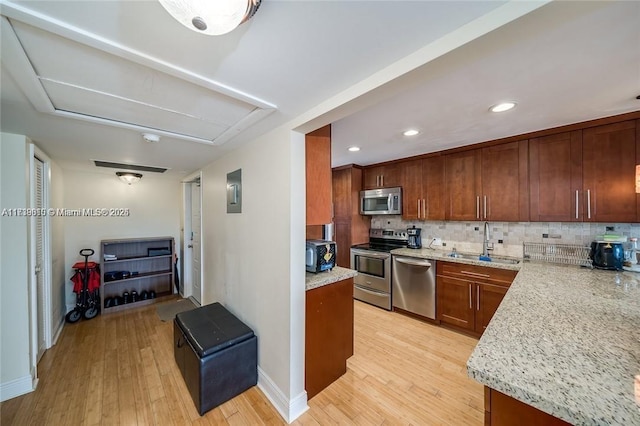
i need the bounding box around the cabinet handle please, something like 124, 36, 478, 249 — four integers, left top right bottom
376, 175, 380, 187
476, 196, 480, 219
477, 286, 480, 311
381, 175, 384, 187
422, 199, 426, 219
461, 270, 491, 278
587, 189, 591, 219
469, 283, 472, 309
484, 195, 487, 219
417, 199, 421, 219
575, 190, 579, 220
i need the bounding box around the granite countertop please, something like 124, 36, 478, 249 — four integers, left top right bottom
467, 262, 640, 425
390, 247, 521, 271
305, 266, 357, 291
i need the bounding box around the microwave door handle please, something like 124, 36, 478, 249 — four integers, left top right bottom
388, 193, 393, 210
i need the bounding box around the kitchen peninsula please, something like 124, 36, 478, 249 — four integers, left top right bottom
305, 266, 357, 399
468, 262, 640, 425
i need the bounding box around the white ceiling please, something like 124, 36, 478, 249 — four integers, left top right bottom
1, 1, 638, 178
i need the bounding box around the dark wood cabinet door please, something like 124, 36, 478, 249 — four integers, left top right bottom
364, 164, 401, 189
445, 149, 482, 221
475, 283, 508, 334
363, 166, 382, 190
333, 221, 351, 268
436, 275, 475, 331
401, 159, 422, 220
582, 120, 638, 222
332, 167, 351, 221
529, 131, 583, 222
482, 140, 529, 222
305, 278, 354, 399
423, 155, 445, 220
306, 125, 332, 225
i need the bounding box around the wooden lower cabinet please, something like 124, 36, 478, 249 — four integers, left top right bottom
485, 387, 571, 426
305, 278, 354, 399
436, 262, 516, 336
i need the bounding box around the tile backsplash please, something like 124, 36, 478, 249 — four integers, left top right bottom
370, 217, 640, 258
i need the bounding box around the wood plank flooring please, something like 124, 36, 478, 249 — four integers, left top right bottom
1, 300, 482, 425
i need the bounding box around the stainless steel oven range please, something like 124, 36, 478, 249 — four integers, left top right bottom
350, 229, 408, 310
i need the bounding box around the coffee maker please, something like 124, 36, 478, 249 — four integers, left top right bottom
407, 226, 422, 249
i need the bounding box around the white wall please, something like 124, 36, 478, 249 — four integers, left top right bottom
50, 161, 66, 338
62, 169, 181, 310
200, 126, 307, 421
0, 133, 32, 400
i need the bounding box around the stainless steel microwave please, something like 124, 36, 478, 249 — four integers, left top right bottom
359, 187, 402, 215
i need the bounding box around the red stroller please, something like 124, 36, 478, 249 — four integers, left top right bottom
66, 249, 101, 323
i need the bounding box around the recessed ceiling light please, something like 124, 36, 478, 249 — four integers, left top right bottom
348, 146, 360, 152
490, 102, 517, 113
403, 129, 420, 136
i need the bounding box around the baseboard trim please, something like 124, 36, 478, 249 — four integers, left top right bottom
0, 374, 35, 402
51, 316, 64, 346
257, 367, 308, 424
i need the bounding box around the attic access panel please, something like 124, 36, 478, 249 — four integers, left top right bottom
4, 17, 275, 145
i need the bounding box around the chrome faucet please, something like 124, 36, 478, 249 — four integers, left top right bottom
482, 221, 493, 257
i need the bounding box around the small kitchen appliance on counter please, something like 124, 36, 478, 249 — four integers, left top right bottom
407, 226, 422, 249
589, 241, 624, 270
306, 240, 336, 273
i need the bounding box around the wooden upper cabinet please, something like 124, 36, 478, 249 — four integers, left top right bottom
445, 149, 482, 221
401, 159, 423, 220
445, 141, 528, 221
402, 156, 445, 220
582, 120, 638, 222
481, 140, 529, 222
363, 163, 401, 189
306, 125, 332, 225
529, 131, 583, 222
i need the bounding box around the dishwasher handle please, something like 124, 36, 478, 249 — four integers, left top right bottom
395, 257, 432, 268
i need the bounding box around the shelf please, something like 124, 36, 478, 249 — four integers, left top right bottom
103, 270, 172, 285
103, 254, 172, 264
101, 236, 175, 314
102, 292, 174, 313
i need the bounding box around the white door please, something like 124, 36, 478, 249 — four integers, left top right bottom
191, 182, 202, 304
34, 156, 46, 362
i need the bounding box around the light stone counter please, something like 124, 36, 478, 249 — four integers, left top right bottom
467, 262, 640, 425
391, 247, 521, 271
305, 266, 357, 291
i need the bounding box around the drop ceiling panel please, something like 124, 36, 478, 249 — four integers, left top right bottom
41, 80, 228, 140
9, 19, 267, 142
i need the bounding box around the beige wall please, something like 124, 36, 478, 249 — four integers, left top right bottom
200, 126, 307, 421
61, 169, 181, 311
49, 160, 66, 338
0, 133, 32, 398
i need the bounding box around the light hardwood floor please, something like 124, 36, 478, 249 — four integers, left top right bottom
1, 300, 483, 425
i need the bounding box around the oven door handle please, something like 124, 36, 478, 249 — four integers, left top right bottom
351, 250, 389, 259
354, 285, 388, 296
394, 257, 431, 268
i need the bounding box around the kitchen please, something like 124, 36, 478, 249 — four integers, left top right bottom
2, 0, 640, 424
306, 108, 640, 424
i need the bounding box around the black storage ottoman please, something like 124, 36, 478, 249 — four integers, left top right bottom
173, 302, 257, 415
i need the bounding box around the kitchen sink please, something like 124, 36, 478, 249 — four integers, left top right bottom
446, 251, 520, 265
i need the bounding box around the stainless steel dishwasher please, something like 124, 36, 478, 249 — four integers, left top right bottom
392, 255, 436, 319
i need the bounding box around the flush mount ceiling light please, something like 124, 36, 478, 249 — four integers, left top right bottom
158, 0, 262, 36
142, 133, 160, 143
116, 172, 143, 185
490, 102, 517, 113
403, 129, 420, 137
348, 146, 361, 152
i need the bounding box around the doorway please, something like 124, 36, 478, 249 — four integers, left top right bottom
29, 146, 52, 371
183, 174, 202, 305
